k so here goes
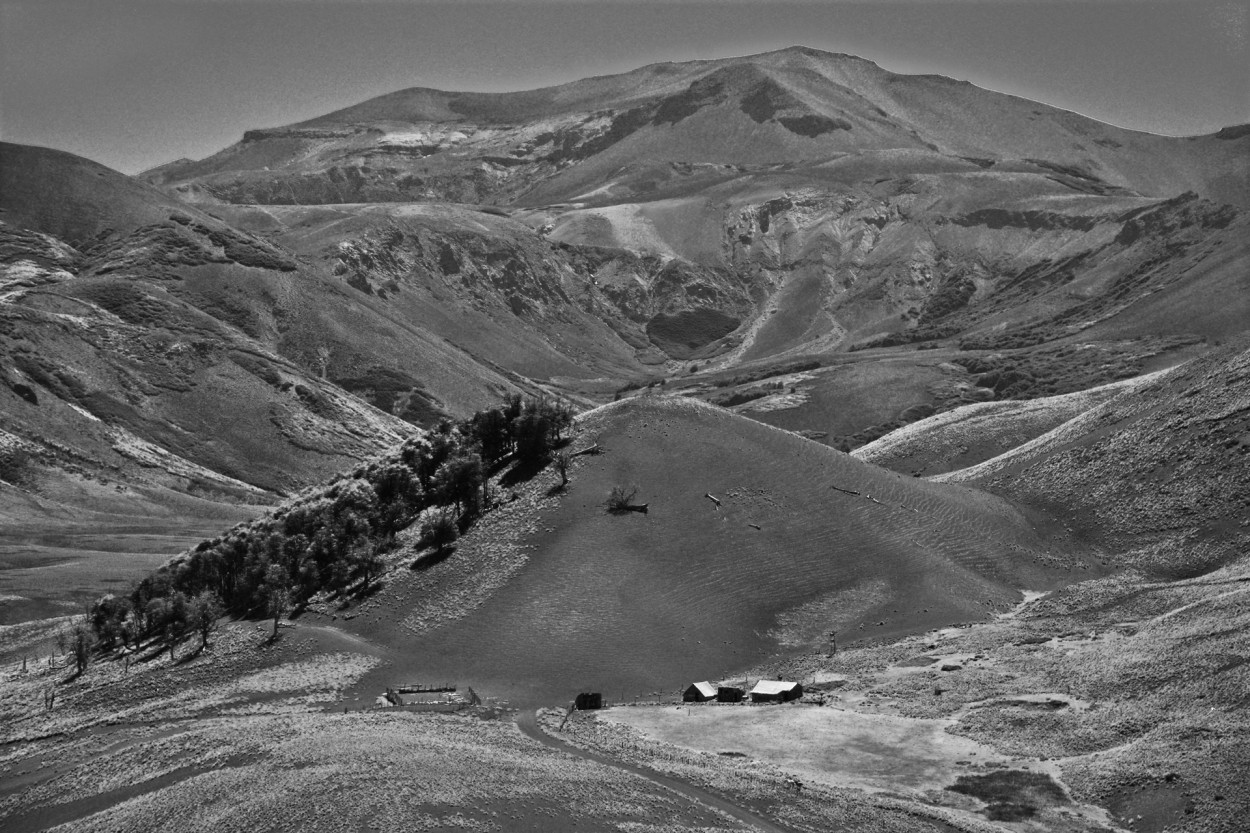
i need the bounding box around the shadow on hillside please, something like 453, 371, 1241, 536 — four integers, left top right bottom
498, 456, 550, 489
411, 546, 457, 572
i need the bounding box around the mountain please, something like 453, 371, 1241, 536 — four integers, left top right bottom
135, 47, 1247, 399
144, 47, 1248, 210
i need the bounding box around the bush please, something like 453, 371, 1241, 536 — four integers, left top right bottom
421, 512, 459, 553
605, 484, 639, 512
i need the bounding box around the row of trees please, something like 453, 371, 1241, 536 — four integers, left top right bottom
89, 396, 575, 656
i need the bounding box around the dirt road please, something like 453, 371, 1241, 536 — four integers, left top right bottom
514, 710, 802, 833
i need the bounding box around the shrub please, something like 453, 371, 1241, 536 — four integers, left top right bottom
605, 484, 639, 513
421, 512, 459, 552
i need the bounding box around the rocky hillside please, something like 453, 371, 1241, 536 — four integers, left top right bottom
133, 48, 1247, 377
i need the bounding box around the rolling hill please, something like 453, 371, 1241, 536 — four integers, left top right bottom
329, 396, 1095, 706
937, 335, 1250, 578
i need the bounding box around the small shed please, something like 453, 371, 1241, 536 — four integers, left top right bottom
716, 686, 745, 703
575, 692, 603, 710
683, 681, 717, 702
749, 680, 803, 703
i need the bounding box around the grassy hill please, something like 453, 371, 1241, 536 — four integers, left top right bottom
332, 396, 1094, 706
853, 372, 1159, 476
938, 336, 1250, 577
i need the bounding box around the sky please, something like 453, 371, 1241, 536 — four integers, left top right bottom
1, 0, 1247, 175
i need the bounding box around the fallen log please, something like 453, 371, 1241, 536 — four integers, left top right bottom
572, 443, 602, 456
625, 503, 649, 514
705, 492, 722, 508
830, 485, 861, 496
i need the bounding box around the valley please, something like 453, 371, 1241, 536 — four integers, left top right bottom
1, 42, 1246, 833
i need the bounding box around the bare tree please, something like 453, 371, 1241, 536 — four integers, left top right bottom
552, 451, 571, 488
268, 586, 289, 640
315, 345, 332, 379
606, 484, 647, 513
71, 620, 96, 676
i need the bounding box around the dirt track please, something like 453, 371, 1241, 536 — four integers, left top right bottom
515, 709, 801, 833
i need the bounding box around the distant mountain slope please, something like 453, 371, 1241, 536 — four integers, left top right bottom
0, 143, 530, 422
143, 47, 1248, 210
131, 41, 1249, 368
937, 337, 1250, 578
209, 201, 757, 378
852, 372, 1159, 476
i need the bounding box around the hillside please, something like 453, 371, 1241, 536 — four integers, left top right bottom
322, 396, 1095, 706
852, 372, 1161, 476
937, 336, 1250, 577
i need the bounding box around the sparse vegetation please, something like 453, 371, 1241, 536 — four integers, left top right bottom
710, 359, 820, 389
947, 770, 1067, 821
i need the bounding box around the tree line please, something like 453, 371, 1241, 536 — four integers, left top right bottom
88, 396, 574, 660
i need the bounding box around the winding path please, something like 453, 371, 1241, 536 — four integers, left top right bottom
514, 710, 799, 833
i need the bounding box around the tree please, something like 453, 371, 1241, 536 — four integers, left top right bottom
464, 407, 512, 463
190, 592, 223, 650
552, 451, 571, 488
267, 586, 289, 640
435, 453, 483, 515
165, 592, 189, 659
71, 620, 96, 676
264, 564, 290, 639
90, 594, 133, 651
352, 543, 385, 594
421, 511, 459, 554
315, 345, 332, 379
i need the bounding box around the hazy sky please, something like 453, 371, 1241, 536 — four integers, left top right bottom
2, 1, 1247, 174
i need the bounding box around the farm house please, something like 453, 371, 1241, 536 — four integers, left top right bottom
683, 681, 717, 702
749, 680, 803, 703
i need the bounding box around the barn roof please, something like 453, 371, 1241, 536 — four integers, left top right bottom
750, 680, 800, 695
687, 681, 717, 698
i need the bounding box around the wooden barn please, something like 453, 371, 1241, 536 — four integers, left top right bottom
749, 680, 803, 703
683, 681, 718, 702
716, 686, 745, 703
